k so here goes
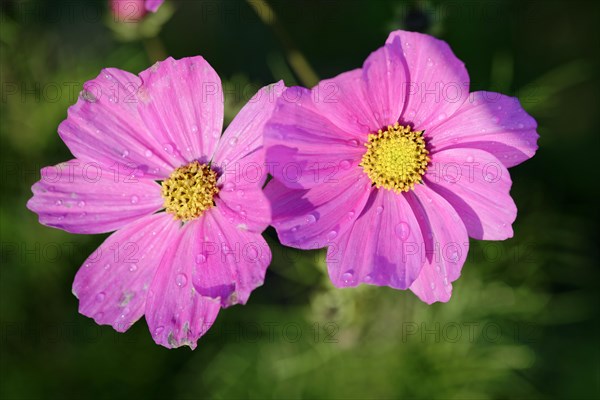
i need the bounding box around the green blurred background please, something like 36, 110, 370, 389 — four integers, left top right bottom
1, 0, 599, 398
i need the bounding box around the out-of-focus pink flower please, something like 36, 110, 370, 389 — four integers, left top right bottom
264, 30, 539, 303
110, 0, 165, 22
28, 56, 283, 348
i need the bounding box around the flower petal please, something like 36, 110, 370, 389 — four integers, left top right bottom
189, 208, 271, 307
386, 30, 470, 131
426, 91, 539, 167
145, 0, 164, 12
327, 189, 424, 290
264, 86, 366, 189
59, 68, 177, 179
265, 171, 373, 249
361, 37, 407, 129
406, 185, 469, 304
425, 148, 516, 240
27, 159, 164, 234
144, 221, 221, 349
212, 82, 285, 231
213, 81, 284, 167
72, 213, 178, 332
311, 69, 380, 136
137, 56, 224, 164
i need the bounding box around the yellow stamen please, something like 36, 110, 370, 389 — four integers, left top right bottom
359, 123, 430, 193
161, 161, 219, 221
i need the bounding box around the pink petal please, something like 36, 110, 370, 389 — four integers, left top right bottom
426, 91, 539, 167
386, 30, 470, 132
27, 159, 164, 234
213, 81, 284, 167
58, 68, 177, 179
212, 82, 285, 231
145, 0, 164, 12
264, 86, 366, 189
406, 185, 469, 304
327, 189, 424, 290
265, 171, 373, 249
425, 148, 516, 240
144, 221, 221, 349
72, 213, 179, 332
189, 208, 271, 307
311, 69, 380, 136
361, 37, 407, 129
137, 57, 224, 165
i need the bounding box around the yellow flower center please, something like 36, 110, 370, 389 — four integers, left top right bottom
161, 161, 219, 221
359, 123, 430, 193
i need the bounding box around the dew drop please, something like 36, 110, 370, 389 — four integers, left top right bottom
517, 123, 525, 129
364, 274, 373, 283
466, 155, 474, 163
55, 200, 63, 206
342, 271, 354, 284
175, 273, 188, 288
240, 210, 247, 219
229, 137, 238, 146
426, 58, 435, 67
129, 264, 138, 272
376, 206, 384, 214
130, 195, 139, 204
430, 282, 436, 290
347, 210, 355, 220
191, 125, 198, 133
305, 213, 317, 224
144, 149, 153, 158
223, 182, 235, 192
326, 230, 338, 240
163, 143, 174, 154
154, 326, 165, 336
104, 263, 111, 270
195, 254, 206, 264
121, 150, 129, 158
77, 201, 85, 208
340, 160, 352, 170
395, 222, 411, 240
95, 292, 106, 302
348, 139, 359, 147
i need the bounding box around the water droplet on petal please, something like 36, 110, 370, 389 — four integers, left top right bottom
466, 155, 474, 163
342, 271, 354, 284
229, 137, 238, 146
326, 230, 338, 240
129, 264, 137, 272
163, 143, 174, 154
130, 195, 139, 204
305, 213, 317, 224
154, 326, 164, 336
191, 125, 198, 133
348, 139, 359, 147
144, 149, 153, 158
395, 222, 410, 240
195, 254, 206, 264
121, 149, 129, 158
77, 201, 85, 208
175, 273, 188, 288
223, 182, 235, 192
55, 200, 63, 206
340, 160, 352, 170
364, 274, 373, 283
426, 58, 435, 67
347, 210, 355, 220
376, 206, 384, 214
95, 292, 106, 302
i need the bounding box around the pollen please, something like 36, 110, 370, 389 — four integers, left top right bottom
161, 161, 219, 221
359, 123, 430, 193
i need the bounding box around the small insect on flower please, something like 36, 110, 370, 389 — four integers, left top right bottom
264, 30, 539, 303
27, 56, 284, 348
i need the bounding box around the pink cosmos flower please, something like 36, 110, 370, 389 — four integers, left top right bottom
111, 0, 165, 21
27, 56, 283, 348
264, 30, 539, 303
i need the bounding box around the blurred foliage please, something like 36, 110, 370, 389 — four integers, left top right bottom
1, 0, 599, 399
